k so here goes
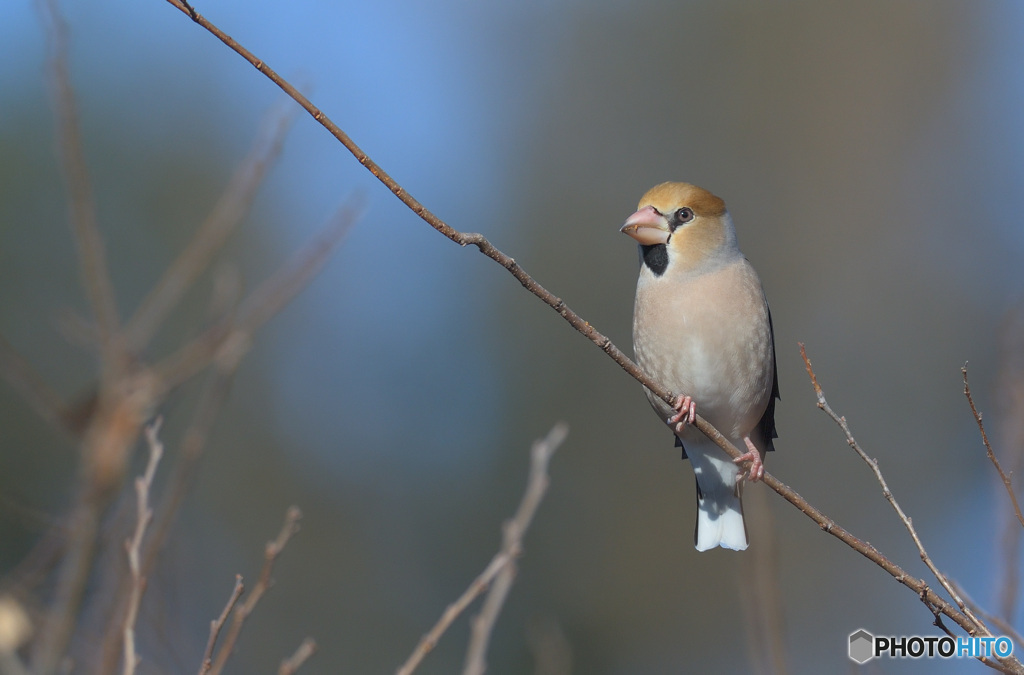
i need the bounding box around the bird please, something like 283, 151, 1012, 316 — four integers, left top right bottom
621, 182, 778, 551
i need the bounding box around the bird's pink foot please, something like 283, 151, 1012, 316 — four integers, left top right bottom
667, 395, 696, 434
734, 436, 765, 482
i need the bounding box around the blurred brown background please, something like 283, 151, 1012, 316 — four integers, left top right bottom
2, 1, 1023, 673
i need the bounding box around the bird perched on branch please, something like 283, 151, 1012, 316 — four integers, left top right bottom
621, 182, 778, 551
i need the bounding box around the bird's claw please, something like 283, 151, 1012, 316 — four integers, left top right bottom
667, 395, 696, 434
733, 436, 765, 482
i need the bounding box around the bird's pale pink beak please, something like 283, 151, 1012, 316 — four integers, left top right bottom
620, 205, 670, 245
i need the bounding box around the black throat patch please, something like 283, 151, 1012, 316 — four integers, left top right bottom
640, 244, 668, 276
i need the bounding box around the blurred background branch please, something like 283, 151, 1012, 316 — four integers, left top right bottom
1, 3, 357, 672
397, 423, 567, 675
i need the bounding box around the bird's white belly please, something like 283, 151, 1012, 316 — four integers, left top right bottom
632, 261, 772, 442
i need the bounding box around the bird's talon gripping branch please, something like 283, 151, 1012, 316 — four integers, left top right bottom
734, 436, 765, 482
667, 394, 695, 433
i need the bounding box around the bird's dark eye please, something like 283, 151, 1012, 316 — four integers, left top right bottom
673, 207, 694, 227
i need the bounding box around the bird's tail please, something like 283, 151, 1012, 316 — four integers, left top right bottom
688, 444, 747, 551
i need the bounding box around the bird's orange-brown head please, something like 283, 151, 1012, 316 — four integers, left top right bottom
621, 182, 738, 275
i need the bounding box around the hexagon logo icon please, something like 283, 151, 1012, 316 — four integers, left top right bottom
849, 629, 875, 664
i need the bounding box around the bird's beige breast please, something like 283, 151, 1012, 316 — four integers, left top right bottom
632, 259, 773, 440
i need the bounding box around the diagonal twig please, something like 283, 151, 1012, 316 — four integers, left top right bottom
38, 0, 121, 360
206, 507, 302, 675
952, 579, 1024, 651
397, 423, 568, 675
198, 575, 244, 675
125, 99, 298, 350
0, 334, 70, 433
963, 365, 1024, 530
277, 638, 317, 675
462, 423, 567, 675
801, 345, 988, 633
154, 197, 362, 390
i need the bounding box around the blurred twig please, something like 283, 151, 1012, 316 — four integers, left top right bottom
205, 507, 303, 675
738, 487, 787, 675
526, 617, 572, 675
463, 423, 567, 675
0, 335, 71, 434
397, 423, 568, 675
11, 8, 357, 669
153, 197, 362, 390
38, 0, 121, 362
198, 575, 244, 675
121, 418, 164, 675
953, 580, 1024, 651
277, 638, 317, 675
93, 199, 357, 672
125, 100, 298, 350
31, 3, 141, 667
995, 302, 1024, 624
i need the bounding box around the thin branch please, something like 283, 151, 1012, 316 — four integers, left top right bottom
526, 618, 572, 675
144, 367, 238, 576
952, 579, 1024, 651
38, 0, 121, 360
800, 347, 990, 633
463, 424, 566, 675
163, 7, 1024, 671
0, 334, 70, 433
101, 277, 249, 653
121, 418, 164, 675
277, 638, 317, 675
125, 100, 298, 349
964, 365, 1024, 530
154, 197, 362, 389
198, 575, 244, 675
206, 507, 302, 675
738, 488, 788, 675
398, 423, 568, 675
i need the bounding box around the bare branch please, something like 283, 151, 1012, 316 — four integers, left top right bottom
154, 197, 362, 390
963, 365, 1024, 530
801, 347, 997, 647
206, 507, 302, 675
144, 367, 239, 578
121, 417, 164, 675
463, 424, 566, 675
952, 579, 1024, 652
277, 638, 317, 675
198, 575, 244, 675
737, 488, 788, 675
38, 0, 121, 358
398, 423, 568, 675
0, 334, 70, 433
526, 618, 572, 675
126, 100, 298, 349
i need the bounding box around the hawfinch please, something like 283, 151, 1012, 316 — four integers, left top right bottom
621, 182, 778, 551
